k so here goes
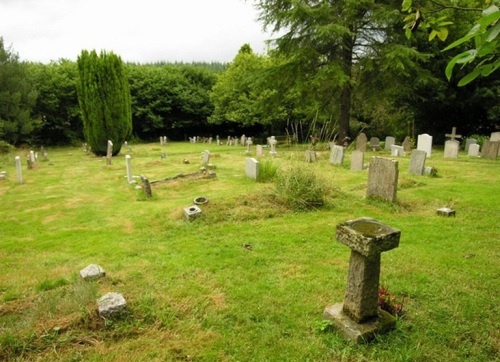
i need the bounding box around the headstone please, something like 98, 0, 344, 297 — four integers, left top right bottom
0, 171, 6, 181
106, 140, 113, 165
366, 157, 399, 202
350, 150, 364, 171
97, 292, 127, 319
202, 150, 210, 164
464, 138, 477, 152
241, 135, 247, 147
125, 155, 133, 183
268, 136, 277, 156
424, 166, 437, 177
305, 150, 317, 163
160, 136, 164, 145
160, 152, 166, 160
330, 145, 345, 165
481, 141, 500, 159
437, 207, 456, 217
15, 156, 22, 184
369, 137, 382, 151
356, 133, 367, 152
208, 137, 212, 144
245, 158, 260, 180
390, 145, 405, 157
29, 150, 35, 163
184, 205, 202, 220
384, 136, 395, 150
402, 136, 412, 153
140, 175, 152, 198
80, 264, 106, 281
491, 132, 500, 141
409, 150, 426, 175
444, 140, 460, 158
324, 217, 400, 343
417, 133, 432, 158
246, 137, 253, 155
256, 145, 263, 157
468, 143, 480, 157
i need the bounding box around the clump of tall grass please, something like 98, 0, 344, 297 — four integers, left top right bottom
257, 159, 278, 183
273, 163, 330, 210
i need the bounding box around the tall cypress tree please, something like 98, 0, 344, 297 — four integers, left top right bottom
76, 50, 132, 156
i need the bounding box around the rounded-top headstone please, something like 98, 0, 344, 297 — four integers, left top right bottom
80, 264, 106, 281
97, 292, 127, 319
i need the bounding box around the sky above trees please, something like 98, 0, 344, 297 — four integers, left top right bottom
0, 0, 274, 64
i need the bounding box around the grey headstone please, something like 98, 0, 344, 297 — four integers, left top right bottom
350, 150, 364, 171
256, 145, 263, 157
444, 140, 460, 158
366, 157, 399, 202
384, 136, 395, 150
330, 145, 345, 165
490, 132, 500, 141
481, 141, 500, 159
402, 136, 412, 153
80, 264, 106, 281
464, 138, 477, 152
390, 145, 405, 157
468, 143, 480, 157
356, 133, 367, 152
369, 137, 382, 151
245, 158, 260, 180
409, 150, 427, 175
417, 133, 432, 158
97, 292, 127, 319
305, 150, 317, 163
202, 150, 210, 164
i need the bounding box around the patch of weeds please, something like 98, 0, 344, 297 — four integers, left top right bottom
379, 287, 405, 318
274, 163, 330, 211
316, 319, 334, 333
398, 177, 425, 189
258, 159, 278, 182
35, 277, 69, 292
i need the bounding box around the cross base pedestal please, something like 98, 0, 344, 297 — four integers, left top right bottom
323, 303, 396, 344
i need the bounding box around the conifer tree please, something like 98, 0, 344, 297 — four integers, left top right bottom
76, 50, 132, 156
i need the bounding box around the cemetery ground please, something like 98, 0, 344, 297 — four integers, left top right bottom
0, 142, 498, 361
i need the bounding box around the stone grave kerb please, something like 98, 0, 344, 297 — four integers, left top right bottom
324, 217, 401, 343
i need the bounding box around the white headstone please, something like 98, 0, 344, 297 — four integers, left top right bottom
390, 145, 405, 157
305, 150, 317, 163
29, 150, 35, 163
125, 155, 133, 183
468, 143, 480, 157
444, 140, 459, 158
490, 132, 500, 141
384, 137, 396, 150
329, 145, 345, 165
15, 156, 23, 184
268, 136, 277, 156
417, 133, 432, 158
202, 150, 210, 164
464, 138, 477, 152
106, 140, 113, 165
245, 158, 259, 180
350, 150, 364, 171
256, 145, 263, 157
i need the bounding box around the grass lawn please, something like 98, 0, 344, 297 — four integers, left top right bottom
0, 142, 498, 361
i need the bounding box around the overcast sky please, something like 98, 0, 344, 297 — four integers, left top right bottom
0, 0, 275, 64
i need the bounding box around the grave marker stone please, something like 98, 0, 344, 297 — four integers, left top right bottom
202, 150, 210, 164
98, 292, 127, 319
268, 136, 277, 156
464, 138, 477, 152
366, 157, 399, 202
256, 145, 263, 157
140, 175, 152, 198
390, 145, 405, 157
490, 132, 500, 156
417, 133, 432, 157
409, 150, 426, 175
356, 133, 367, 152
384, 136, 395, 150
125, 155, 133, 183
80, 264, 106, 281
468, 143, 480, 157
245, 158, 259, 180
369, 137, 382, 151
305, 150, 317, 163
350, 150, 364, 171
330, 145, 345, 165
481, 141, 500, 159
402, 136, 412, 153
106, 140, 113, 165
444, 140, 460, 158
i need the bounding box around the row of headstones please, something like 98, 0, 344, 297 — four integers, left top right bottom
6, 147, 49, 184
354, 134, 412, 154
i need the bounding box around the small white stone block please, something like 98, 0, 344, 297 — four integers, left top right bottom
436, 207, 455, 217
184, 205, 202, 220
80, 264, 106, 281
97, 292, 127, 319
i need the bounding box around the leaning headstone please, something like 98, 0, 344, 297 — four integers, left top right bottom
366, 157, 399, 202
390, 145, 405, 157
97, 292, 127, 319
356, 133, 367, 152
409, 150, 427, 175
330, 145, 345, 165
125, 155, 133, 183
80, 264, 106, 281
245, 158, 259, 180
324, 217, 401, 343
468, 143, 480, 157
417, 133, 433, 158
384, 136, 395, 150
140, 175, 152, 198
350, 150, 364, 171
305, 150, 317, 163
424, 166, 437, 177
481, 141, 500, 159
369, 137, 382, 151
106, 140, 113, 165
256, 145, 263, 157
464, 138, 477, 152
15, 156, 23, 184
444, 140, 460, 158
202, 150, 210, 165
402, 136, 412, 153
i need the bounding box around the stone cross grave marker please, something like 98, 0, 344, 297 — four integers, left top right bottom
366, 157, 399, 202
245, 158, 259, 180
330, 145, 345, 165
324, 217, 401, 343
417, 133, 432, 158
409, 150, 427, 175
356, 133, 367, 152
444, 127, 462, 158
106, 140, 113, 165
384, 136, 395, 151
468, 143, 480, 157
350, 150, 364, 171
15, 156, 23, 184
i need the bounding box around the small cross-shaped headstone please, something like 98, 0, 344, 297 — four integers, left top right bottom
445, 127, 462, 142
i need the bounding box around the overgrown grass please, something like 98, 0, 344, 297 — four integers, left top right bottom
0, 142, 498, 361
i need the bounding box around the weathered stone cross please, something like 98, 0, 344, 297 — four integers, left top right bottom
445, 127, 462, 141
